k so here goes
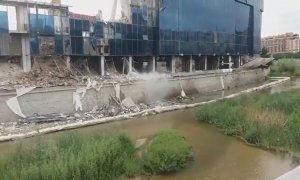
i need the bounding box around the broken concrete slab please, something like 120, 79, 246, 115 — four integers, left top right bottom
6, 86, 36, 118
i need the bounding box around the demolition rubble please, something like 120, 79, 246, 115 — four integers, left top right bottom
0, 96, 191, 137
0, 57, 169, 91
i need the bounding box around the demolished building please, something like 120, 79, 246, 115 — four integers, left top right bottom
0, 0, 264, 74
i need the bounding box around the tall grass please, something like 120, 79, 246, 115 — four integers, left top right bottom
196, 90, 300, 152
142, 130, 191, 174
270, 59, 300, 77
0, 130, 192, 179
0, 133, 138, 180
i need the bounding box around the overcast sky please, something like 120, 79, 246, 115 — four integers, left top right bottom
50, 0, 300, 37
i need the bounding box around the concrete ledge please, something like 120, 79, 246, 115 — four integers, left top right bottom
0, 77, 290, 143
276, 166, 300, 180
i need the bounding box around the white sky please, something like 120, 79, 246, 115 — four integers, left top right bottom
6, 0, 300, 37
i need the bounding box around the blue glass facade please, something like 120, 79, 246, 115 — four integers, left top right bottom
108, 4, 158, 56
158, 0, 262, 56
24, 0, 262, 57
0, 11, 8, 33
29, 14, 54, 35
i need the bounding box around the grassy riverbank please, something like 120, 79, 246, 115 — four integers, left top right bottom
0, 133, 137, 180
270, 59, 300, 77
0, 131, 191, 180
196, 90, 300, 153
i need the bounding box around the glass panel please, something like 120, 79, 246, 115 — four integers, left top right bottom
158, 0, 259, 55
55, 35, 63, 54
0, 11, 8, 33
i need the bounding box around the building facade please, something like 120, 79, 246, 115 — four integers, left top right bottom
0, 0, 263, 73
261, 33, 300, 54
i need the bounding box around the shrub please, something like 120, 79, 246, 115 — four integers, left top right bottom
142, 130, 190, 174
270, 59, 300, 77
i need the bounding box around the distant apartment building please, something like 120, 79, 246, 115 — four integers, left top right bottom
261, 33, 300, 54
286, 38, 300, 53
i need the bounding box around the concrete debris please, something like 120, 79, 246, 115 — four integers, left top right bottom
19, 113, 68, 124
113, 84, 121, 102
0, 77, 292, 141
181, 90, 186, 98
241, 58, 274, 69
179, 78, 187, 98
74, 113, 81, 118
0, 57, 157, 90
121, 97, 135, 107
73, 88, 86, 111
0, 77, 290, 140
16, 87, 36, 96
6, 97, 26, 118
6, 86, 36, 118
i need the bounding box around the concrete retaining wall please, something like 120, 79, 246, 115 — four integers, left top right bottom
0, 69, 268, 122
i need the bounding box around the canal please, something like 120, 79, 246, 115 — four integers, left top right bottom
0, 79, 299, 179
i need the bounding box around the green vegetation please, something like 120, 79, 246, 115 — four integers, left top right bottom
0, 133, 138, 180
0, 130, 191, 179
270, 59, 300, 77
142, 130, 191, 174
261, 47, 271, 58
196, 90, 300, 153
273, 52, 300, 60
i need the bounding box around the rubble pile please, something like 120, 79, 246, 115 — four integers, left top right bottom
0, 57, 170, 91
0, 96, 190, 137
0, 57, 77, 90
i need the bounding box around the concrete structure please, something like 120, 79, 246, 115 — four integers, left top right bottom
0, 0, 68, 72
0, 69, 269, 123
262, 32, 299, 54
276, 166, 300, 180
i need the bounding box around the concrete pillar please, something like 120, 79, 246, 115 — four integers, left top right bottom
21, 36, 31, 72
129, 56, 133, 73
217, 57, 220, 70
189, 56, 193, 72
16, 6, 31, 72
100, 56, 105, 76
150, 56, 156, 73
66, 56, 71, 70
204, 56, 208, 70
171, 56, 176, 73
239, 56, 242, 66
229, 56, 233, 70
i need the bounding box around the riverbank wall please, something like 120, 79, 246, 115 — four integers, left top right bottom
0, 69, 268, 123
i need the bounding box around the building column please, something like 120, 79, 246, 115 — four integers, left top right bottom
189, 56, 193, 72
21, 36, 31, 72
229, 56, 233, 70
129, 56, 133, 74
239, 56, 242, 66
16, 6, 31, 72
171, 56, 176, 73
100, 56, 105, 76
217, 57, 220, 70
204, 56, 208, 70
66, 56, 71, 70
150, 56, 156, 73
